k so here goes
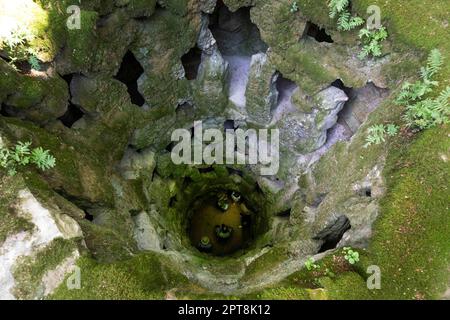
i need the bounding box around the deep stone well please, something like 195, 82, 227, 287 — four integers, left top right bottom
0, 0, 409, 298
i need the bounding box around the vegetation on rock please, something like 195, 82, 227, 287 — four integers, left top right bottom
0, 0, 448, 301
358, 26, 388, 59
0, 141, 56, 176
328, 0, 364, 31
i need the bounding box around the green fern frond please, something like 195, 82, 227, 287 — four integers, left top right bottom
329, 0, 349, 18
31, 147, 56, 171
337, 11, 350, 30
426, 49, 443, 78
359, 28, 371, 39
436, 87, 450, 113
348, 16, 364, 29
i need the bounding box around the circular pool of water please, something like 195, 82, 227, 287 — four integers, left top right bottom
188, 190, 255, 256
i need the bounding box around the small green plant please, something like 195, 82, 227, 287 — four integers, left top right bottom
290, 1, 299, 13
403, 87, 450, 129
0, 26, 39, 71
304, 257, 320, 271
31, 147, 56, 170
364, 124, 399, 148
0, 141, 56, 176
358, 27, 388, 59
324, 268, 335, 277
396, 49, 449, 129
396, 49, 443, 106
328, 0, 364, 31
386, 123, 399, 137
28, 54, 41, 71
343, 247, 359, 265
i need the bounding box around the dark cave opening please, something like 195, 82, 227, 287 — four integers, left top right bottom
208, 1, 268, 107
316, 216, 351, 253
129, 209, 141, 216
62, 73, 75, 86
165, 141, 176, 153
331, 79, 354, 97
209, 2, 268, 56
169, 196, 177, 208
277, 208, 292, 218
198, 166, 215, 174
331, 79, 355, 137
224, 120, 235, 131
275, 76, 297, 106
84, 211, 94, 222
304, 22, 334, 43
271, 74, 298, 118
176, 101, 194, 113
181, 47, 202, 80
59, 73, 85, 128
0, 103, 13, 117
58, 104, 85, 128
226, 167, 243, 177
115, 50, 146, 107
357, 187, 372, 198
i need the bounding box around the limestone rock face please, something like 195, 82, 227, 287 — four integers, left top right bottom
119, 147, 156, 180
115, 0, 158, 18
338, 83, 390, 134
132, 211, 162, 251
0, 188, 82, 300
131, 114, 178, 151
0, 0, 415, 298
197, 15, 217, 54
277, 86, 348, 154
199, 0, 217, 13
0, 62, 69, 125
315, 86, 349, 131
194, 47, 229, 116
57, 9, 139, 77
245, 53, 278, 125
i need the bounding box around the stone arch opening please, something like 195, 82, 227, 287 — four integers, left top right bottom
304, 22, 334, 43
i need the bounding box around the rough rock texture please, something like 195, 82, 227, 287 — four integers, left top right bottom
245, 53, 278, 125
132, 211, 162, 251
338, 83, 390, 134
194, 47, 230, 116
0, 61, 69, 125
118, 147, 156, 180
0, 0, 418, 298
277, 86, 349, 153
0, 188, 82, 299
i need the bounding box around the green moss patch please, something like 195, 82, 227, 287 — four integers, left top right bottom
13, 238, 78, 300
49, 252, 189, 300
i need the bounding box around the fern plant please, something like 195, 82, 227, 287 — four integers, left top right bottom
364, 124, 399, 148
0, 26, 39, 71
404, 86, 450, 129
358, 27, 388, 59
0, 141, 56, 176
337, 11, 364, 31
290, 1, 299, 13
31, 147, 56, 170
396, 49, 443, 106
28, 54, 41, 71
329, 0, 350, 19
328, 0, 364, 31
396, 49, 449, 129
